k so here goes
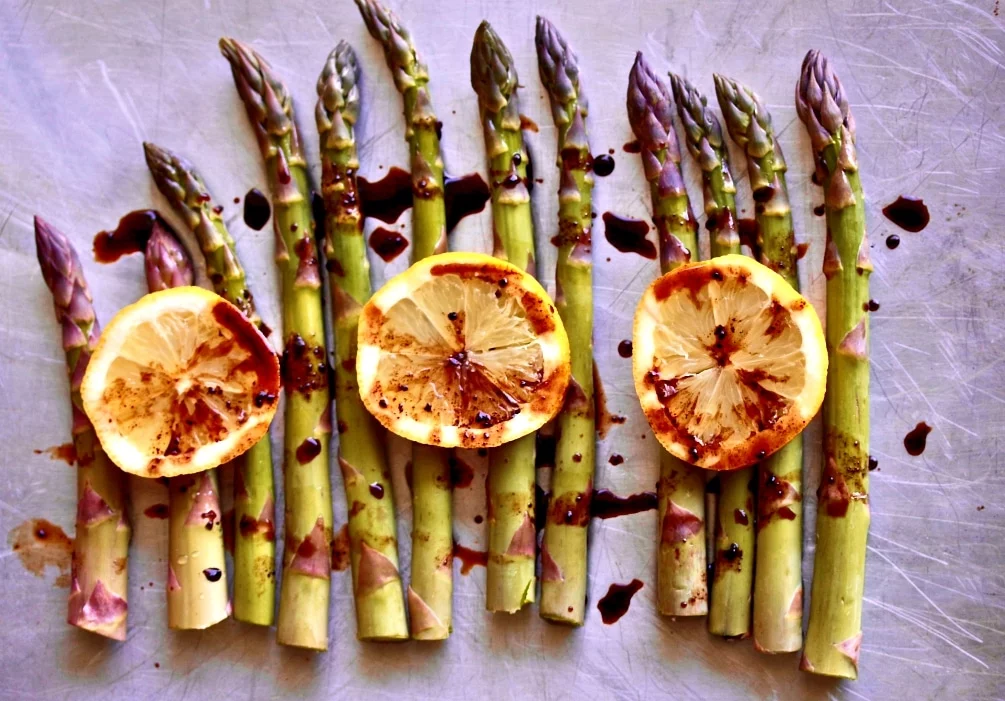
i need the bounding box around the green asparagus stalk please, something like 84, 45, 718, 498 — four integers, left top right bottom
143, 226, 230, 630
796, 50, 871, 679
316, 42, 408, 641
669, 73, 754, 638
34, 217, 130, 641
354, 0, 452, 639
143, 142, 277, 626
221, 38, 333, 650
626, 53, 707, 616
669, 73, 739, 258
471, 20, 538, 615
715, 74, 804, 653
535, 16, 595, 626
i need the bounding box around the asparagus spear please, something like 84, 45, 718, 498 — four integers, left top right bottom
626, 53, 707, 616
669, 73, 754, 638
220, 38, 333, 650
143, 225, 230, 630
34, 217, 130, 641
535, 16, 595, 626
354, 0, 452, 639
471, 20, 538, 615
143, 142, 277, 626
316, 42, 409, 641
796, 50, 871, 679
715, 74, 804, 653
669, 73, 739, 257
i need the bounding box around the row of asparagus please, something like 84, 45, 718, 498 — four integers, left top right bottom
34, 0, 869, 680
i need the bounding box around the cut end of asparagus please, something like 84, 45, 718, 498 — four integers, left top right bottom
470, 21, 518, 115
353, 0, 425, 93
144, 222, 194, 292
668, 72, 727, 174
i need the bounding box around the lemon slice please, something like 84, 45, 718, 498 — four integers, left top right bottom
81, 287, 280, 478
633, 254, 826, 471
357, 252, 570, 448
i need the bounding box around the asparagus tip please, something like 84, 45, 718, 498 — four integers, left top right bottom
144, 222, 194, 292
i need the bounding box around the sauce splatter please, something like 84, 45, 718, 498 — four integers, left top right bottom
34, 443, 76, 465
617, 340, 633, 358
608, 454, 624, 466
737, 218, 761, 258
594, 365, 627, 439
330, 524, 350, 571
243, 188, 271, 231
450, 456, 475, 489
144, 503, 169, 519
444, 173, 491, 232
623, 140, 641, 154
904, 421, 932, 456
591, 489, 657, 519
453, 542, 488, 575
602, 212, 656, 259
592, 154, 615, 177
886, 234, 901, 249
358, 167, 413, 224
369, 228, 409, 262
519, 115, 539, 133
882, 196, 930, 232
8, 518, 73, 587
597, 579, 644, 624
93, 210, 164, 263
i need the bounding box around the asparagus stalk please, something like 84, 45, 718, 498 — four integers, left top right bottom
143, 142, 277, 626
221, 38, 333, 650
316, 42, 409, 641
471, 20, 538, 615
668, 73, 754, 638
626, 53, 707, 616
669, 73, 740, 258
143, 226, 230, 630
34, 217, 130, 641
796, 50, 871, 679
535, 16, 595, 626
715, 74, 804, 653
354, 0, 452, 639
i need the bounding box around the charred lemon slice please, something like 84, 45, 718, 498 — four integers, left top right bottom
633, 254, 826, 471
81, 287, 280, 478
357, 252, 570, 448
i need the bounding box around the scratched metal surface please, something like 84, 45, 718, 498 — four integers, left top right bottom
1, 0, 1003, 698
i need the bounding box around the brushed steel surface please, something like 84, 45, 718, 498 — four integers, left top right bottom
0, 0, 1002, 698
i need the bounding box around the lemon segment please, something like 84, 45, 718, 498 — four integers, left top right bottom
633, 254, 826, 471
81, 287, 280, 477
357, 252, 570, 449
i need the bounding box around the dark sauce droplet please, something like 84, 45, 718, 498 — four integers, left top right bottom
622, 139, 642, 154
358, 167, 413, 224
590, 489, 657, 519
93, 210, 163, 263
296, 437, 322, 464
444, 173, 491, 232
886, 234, 901, 249
603, 212, 657, 259
608, 454, 624, 466
592, 154, 615, 177
882, 196, 930, 232
737, 218, 761, 257
868, 455, 879, 471
865, 299, 880, 312
369, 483, 385, 499
597, 579, 644, 624
618, 340, 633, 358
243, 188, 271, 231
144, 503, 169, 519
813, 204, 826, 216
904, 421, 932, 456
369, 228, 409, 262
202, 567, 223, 582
